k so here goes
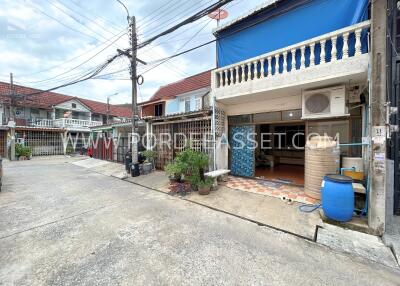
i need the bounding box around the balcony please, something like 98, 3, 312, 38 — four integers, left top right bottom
212, 21, 370, 103
3, 118, 103, 130
53, 118, 103, 130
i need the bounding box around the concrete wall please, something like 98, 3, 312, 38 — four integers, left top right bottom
55, 99, 91, 113
224, 94, 301, 116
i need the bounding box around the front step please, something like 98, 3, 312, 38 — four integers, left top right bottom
316, 223, 399, 269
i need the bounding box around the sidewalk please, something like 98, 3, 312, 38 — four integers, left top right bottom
72, 158, 321, 240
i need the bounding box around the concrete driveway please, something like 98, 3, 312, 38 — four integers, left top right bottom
0, 158, 399, 285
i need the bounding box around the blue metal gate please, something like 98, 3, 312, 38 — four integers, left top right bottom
229, 125, 255, 177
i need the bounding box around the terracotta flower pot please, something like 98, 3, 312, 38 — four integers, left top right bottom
198, 186, 211, 195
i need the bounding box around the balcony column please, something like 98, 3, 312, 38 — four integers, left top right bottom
246, 62, 251, 81
290, 49, 296, 71
331, 36, 338, 62
253, 60, 258, 79
259, 58, 265, 79
229, 68, 233, 85
274, 54, 279, 75
309, 43, 315, 67
299, 46, 306, 70
266, 57, 271, 77
282, 51, 288, 73
342, 32, 349, 59
320, 40, 326, 64
355, 28, 362, 56
241, 64, 245, 83
219, 71, 223, 87
235, 66, 240, 83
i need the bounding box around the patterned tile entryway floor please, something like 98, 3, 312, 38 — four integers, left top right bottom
222, 176, 319, 205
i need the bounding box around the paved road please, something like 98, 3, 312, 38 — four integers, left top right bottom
0, 158, 399, 285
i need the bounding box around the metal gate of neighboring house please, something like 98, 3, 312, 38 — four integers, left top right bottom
0, 130, 7, 158
153, 123, 173, 169
92, 138, 113, 161
229, 125, 255, 177
116, 136, 129, 163
18, 129, 64, 156
152, 118, 214, 170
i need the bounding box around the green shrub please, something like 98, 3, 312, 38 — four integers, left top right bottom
171, 148, 209, 189
197, 177, 214, 189
142, 150, 157, 160
15, 144, 32, 157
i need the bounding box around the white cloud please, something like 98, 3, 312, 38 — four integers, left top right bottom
0, 0, 265, 104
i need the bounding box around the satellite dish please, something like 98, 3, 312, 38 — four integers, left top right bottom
208, 9, 228, 21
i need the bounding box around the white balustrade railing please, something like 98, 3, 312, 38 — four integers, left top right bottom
28, 118, 54, 127
213, 21, 370, 89
53, 118, 103, 128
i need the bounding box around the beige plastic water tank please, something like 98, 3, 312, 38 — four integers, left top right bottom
304, 136, 340, 199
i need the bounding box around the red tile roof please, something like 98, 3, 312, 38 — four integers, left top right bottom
0, 81, 132, 118
148, 70, 211, 102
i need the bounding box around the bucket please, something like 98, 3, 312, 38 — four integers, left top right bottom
342, 157, 364, 180
322, 174, 354, 222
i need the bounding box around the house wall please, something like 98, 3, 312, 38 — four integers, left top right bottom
55, 99, 91, 113
141, 102, 165, 117
165, 99, 180, 114
14, 107, 49, 119
165, 87, 209, 115
224, 94, 301, 116
216, 0, 369, 67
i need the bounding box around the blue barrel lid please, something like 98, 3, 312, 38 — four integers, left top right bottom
324, 174, 353, 183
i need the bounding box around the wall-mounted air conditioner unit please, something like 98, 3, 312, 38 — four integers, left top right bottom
301, 85, 349, 119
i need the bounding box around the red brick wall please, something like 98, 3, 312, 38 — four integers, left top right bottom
141, 102, 165, 117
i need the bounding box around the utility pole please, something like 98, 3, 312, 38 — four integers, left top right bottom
9, 73, 16, 161
369, 0, 387, 235
129, 15, 138, 166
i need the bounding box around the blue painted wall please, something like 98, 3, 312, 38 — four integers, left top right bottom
166, 99, 180, 114
216, 0, 369, 67
165, 95, 202, 115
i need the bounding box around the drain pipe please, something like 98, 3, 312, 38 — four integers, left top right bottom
211, 95, 217, 171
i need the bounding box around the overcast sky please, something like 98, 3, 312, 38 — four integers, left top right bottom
0, 0, 266, 105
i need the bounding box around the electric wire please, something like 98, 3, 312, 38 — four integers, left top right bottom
17, 27, 128, 78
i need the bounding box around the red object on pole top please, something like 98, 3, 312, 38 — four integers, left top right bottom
208, 9, 228, 20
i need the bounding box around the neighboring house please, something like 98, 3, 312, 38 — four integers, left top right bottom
94, 71, 214, 168
0, 82, 131, 157
138, 70, 211, 117
0, 82, 131, 130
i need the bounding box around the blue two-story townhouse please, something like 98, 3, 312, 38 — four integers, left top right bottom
211, 0, 380, 225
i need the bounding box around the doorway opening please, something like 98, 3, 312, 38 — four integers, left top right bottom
255, 124, 305, 185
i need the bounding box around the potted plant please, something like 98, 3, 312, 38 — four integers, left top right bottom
165, 162, 183, 183
174, 148, 209, 192
197, 177, 214, 195
142, 150, 157, 170
141, 160, 153, 174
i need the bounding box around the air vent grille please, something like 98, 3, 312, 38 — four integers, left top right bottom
305, 93, 330, 114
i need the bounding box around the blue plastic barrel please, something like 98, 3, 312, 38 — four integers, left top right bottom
322, 174, 354, 222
